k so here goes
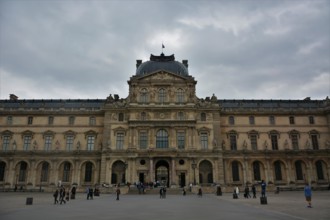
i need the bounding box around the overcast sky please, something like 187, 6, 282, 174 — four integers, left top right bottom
0, 0, 329, 100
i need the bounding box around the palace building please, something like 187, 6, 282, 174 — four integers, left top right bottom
0, 53, 329, 192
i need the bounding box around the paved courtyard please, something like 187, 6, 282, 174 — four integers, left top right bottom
0, 190, 329, 220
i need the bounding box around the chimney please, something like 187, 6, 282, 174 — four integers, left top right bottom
136, 60, 142, 69
10, 94, 18, 100
182, 60, 188, 68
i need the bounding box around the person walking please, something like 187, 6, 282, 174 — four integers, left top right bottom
53, 189, 59, 204
116, 187, 121, 201
252, 184, 257, 198
261, 180, 266, 198
304, 183, 312, 208
59, 187, 66, 204
159, 187, 163, 199
244, 185, 251, 198
198, 188, 202, 197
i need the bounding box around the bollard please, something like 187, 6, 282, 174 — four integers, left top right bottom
26, 197, 33, 205
260, 197, 267, 205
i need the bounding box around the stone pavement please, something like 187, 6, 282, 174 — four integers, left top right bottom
0, 190, 329, 220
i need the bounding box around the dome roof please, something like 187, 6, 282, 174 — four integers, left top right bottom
136, 53, 189, 76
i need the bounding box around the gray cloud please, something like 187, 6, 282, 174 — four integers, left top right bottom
0, 0, 329, 100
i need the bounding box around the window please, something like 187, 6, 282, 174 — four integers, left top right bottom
176, 88, 184, 103
230, 134, 237, 150
253, 161, 261, 181
48, 116, 54, 125
84, 162, 93, 182
178, 112, 184, 120
201, 113, 206, 121
291, 134, 299, 150
232, 161, 240, 181
66, 135, 74, 151
7, 116, 13, 125
249, 116, 255, 125
69, 116, 75, 125
141, 112, 147, 120
228, 116, 235, 125
269, 116, 275, 125
311, 135, 319, 150
309, 116, 314, 124
140, 88, 148, 103
44, 136, 52, 151
118, 113, 124, 122
87, 136, 95, 151
271, 135, 278, 150
28, 116, 33, 125
89, 117, 96, 125
63, 162, 71, 182
139, 131, 148, 149
289, 116, 295, 125
158, 88, 166, 103
0, 162, 6, 181
177, 132, 185, 149
316, 161, 324, 180
116, 133, 124, 149
41, 162, 49, 182
250, 134, 258, 150
156, 129, 168, 148
23, 136, 32, 151
18, 162, 27, 182
200, 132, 208, 149
274, 161, 282, 181
295, 161, 304, 180
2, 135, 10, 151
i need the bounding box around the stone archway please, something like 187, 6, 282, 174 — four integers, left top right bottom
111, 161, 126, 185
199, 160, 213, 186
155, 160, 170, 187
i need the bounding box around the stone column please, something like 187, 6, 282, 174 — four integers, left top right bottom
171, 158, 176, 185
149, 158, 154, 182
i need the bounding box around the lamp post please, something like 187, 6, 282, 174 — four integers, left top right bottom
191, 160, 197, 185
124, 161, 128, 185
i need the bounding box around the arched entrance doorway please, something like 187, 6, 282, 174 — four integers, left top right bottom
111, 161, 126, 185
155, 160, 169, 187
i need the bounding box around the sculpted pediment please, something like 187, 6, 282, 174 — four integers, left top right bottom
137, 71, 188, 82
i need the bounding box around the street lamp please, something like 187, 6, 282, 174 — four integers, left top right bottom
191, 160, 197, 185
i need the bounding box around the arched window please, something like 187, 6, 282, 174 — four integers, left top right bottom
176, 88, 184, 103
232, 161, 240, 181
18, 162, 27, 182
295, 160, 303, 180
0, 162, 6, 181
85, 162, 93, 182
156, 129, 168, 148
158, 88, 166, 103
253, 161, 261, 181
41, 162, 49, 182
316, 160, 324, 180
63, 162, 71, 182
274, 161, 282, 181
140, 88, 148, 103
201, 113, 206, 121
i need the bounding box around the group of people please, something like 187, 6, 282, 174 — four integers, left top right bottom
53, 186, 76, 204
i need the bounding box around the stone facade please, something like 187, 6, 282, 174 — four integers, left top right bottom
0, 53, 329, 192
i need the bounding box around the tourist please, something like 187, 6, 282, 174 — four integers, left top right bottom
304, 183, 312, 208
116, 187, 121, 200
252, 184, 256, 198
53, 189, 59, 204
261, 180, 266, 198
244, 185, 251, 198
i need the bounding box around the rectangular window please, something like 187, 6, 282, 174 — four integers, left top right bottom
177, 132, 185, 149
44, 136, 52, 151
271, 135, 278, 150
230, 135, 237, 150
69, 116, 75, 125
269, 116, 275, 125
48, 116, 54, 125
139, 131, 148, 149
116, 133, 124, 149
311, 135, 319, 150
89, 117, 96, 125
250, 135, 258, 150
87, 136, 95, 151
309, 116, 314, 124
291, 134, 299, 150
23, 136, 32, 151
289, 116, 295, 125
2, 136, 10, 151
249, 116, 255, 125
7, 116, 13, 125
200, 132, 208, 149
28, 116, 33, 125
66, 135, 74, 151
